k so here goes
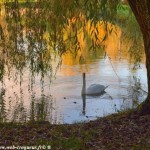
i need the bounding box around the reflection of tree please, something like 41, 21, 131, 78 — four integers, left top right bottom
28, 75, 53, 122
12, 101, 27, 122
0, 87, 6, 122
82, 94, 86, 115
30, 95, 54, 122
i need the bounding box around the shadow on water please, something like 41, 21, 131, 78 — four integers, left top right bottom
81, 91, 107, 116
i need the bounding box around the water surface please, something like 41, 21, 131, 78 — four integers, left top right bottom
0, 3, 147, 124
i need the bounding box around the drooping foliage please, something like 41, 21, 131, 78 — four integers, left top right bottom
0, 0, 149, 121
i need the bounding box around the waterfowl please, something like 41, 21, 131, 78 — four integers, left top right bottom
81, 73, 108, 96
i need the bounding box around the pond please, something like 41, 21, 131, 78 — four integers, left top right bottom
1, 50, 147, 124
0, 2, 148, 124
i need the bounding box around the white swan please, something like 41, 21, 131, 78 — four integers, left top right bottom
81, 73, 108, 95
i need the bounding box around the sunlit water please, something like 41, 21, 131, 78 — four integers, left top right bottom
1, 56, 147, 124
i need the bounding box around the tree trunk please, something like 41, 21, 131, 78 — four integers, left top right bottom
141, 34, 150, 114
128, 0, 150, 114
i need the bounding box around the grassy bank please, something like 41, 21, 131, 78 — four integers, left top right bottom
0, 110, 150, 149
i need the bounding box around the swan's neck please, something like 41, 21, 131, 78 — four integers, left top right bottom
82, 73, 86, 95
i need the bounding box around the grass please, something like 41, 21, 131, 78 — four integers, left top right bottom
0, 110, 150, 149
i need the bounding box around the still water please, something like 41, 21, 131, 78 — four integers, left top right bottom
48, 58, 147, 124
1, 49, 147, 124
0, 3, 148, 124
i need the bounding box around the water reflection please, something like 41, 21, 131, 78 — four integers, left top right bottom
0, 88, 6, 122
0, 2, 147, 123
49, 61, 147, 124
0, 60, 147, 124
82, 95, 86, 115
30, 95, 53, 122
